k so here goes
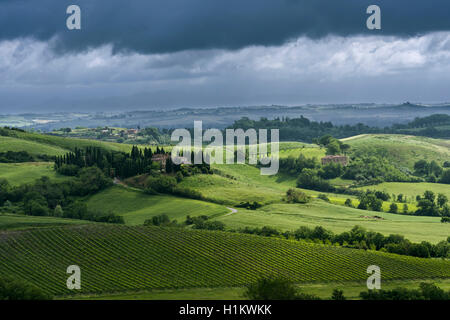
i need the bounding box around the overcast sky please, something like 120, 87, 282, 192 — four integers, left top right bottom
1, 0, 450, 113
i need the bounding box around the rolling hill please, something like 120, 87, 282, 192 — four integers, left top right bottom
86, 186, 228, 225
214, 201, 448, 243
356, 182, 450, 201
0, 162, 70, 186
343, 134, 450, 169
0, 136, 68, 156
0, 128, 134, 154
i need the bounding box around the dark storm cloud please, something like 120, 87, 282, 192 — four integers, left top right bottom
0, 0, 450, 54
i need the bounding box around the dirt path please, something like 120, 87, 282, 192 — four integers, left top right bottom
224, 207, 237, 216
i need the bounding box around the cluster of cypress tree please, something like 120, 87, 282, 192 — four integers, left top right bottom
55, 146, 212, 178
55, 146, 166, 178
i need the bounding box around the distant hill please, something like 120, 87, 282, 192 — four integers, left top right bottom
2, 103, 450, 130
228, 114, 450, 142
0, 127, 134, 154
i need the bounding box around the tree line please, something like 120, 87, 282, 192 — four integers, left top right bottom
0, 167, 123, 223
228, 114, 450, 142
236, 224, 450, 259
0, 151, 53, 163
244, 276, 450, 300
54, 145, 164, 178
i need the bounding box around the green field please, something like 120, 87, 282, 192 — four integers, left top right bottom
214, 201, 449, 243
344, 134, 450, 169
0, 225, 448, 296
1, 129, 136, 154
0, 213, 90, 230
0, 136, 68, 156
179, 171, 286, 205
86, 186, 228, 225
69, 278, 450, 300
278, 144, 326, 159
0, 162, 70, 186
179, 163, 312, 205
357, 182, 450, 201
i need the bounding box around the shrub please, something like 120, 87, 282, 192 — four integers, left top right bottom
317, 194, 330, 202
439, 169, 450, 184
318, 163, 343, 180
344, 198, 353, 207
286, 189, 310, 204
403, 203, 409, 214
244, 277, 320, 300
360, 282, 450, 300
331, 289, 346, 300
144, 214, 170, 226
296, 168, 334, 192
389, 203, 398, 214
236, 201, 262, 210
94, 213, 125, 224
145, 175, 177, 193
76, 167, 112, 195
53, 205, 64, 217
358, 192, 383, 212
0, 277, 52, 300
193, 220, 225, 231
56, 164, 79, 176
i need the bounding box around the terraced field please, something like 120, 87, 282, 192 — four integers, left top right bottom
0, 225, 448, 296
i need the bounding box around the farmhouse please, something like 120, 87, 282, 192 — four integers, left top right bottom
321, 155, 348, 166
127, 128, 139, 135
151, 153, 170, 168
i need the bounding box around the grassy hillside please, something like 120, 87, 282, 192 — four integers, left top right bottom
344, 134, 450, 169
178, 163, 317, 205
0, 136, 68, 156
0, 213, 90, 231
278, 142, 325, 159
214, 201, 449, 243
357, 182, 450, 200
0, 225, 448, 296
0, 162, 70, 186
86, 186, 228, 225
179, 172, 285, 205
1, 129, 134, 154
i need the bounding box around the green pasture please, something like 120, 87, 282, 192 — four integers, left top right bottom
214, 201, 449, 243
344, 134, 450, 169
0, 162, 70, 186
86, 186, 228, 225
0, 213, 90, 231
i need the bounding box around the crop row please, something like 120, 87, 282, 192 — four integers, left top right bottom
0, 224, 449, 296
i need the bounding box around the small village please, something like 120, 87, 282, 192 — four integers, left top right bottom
51, 126, 170, 145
